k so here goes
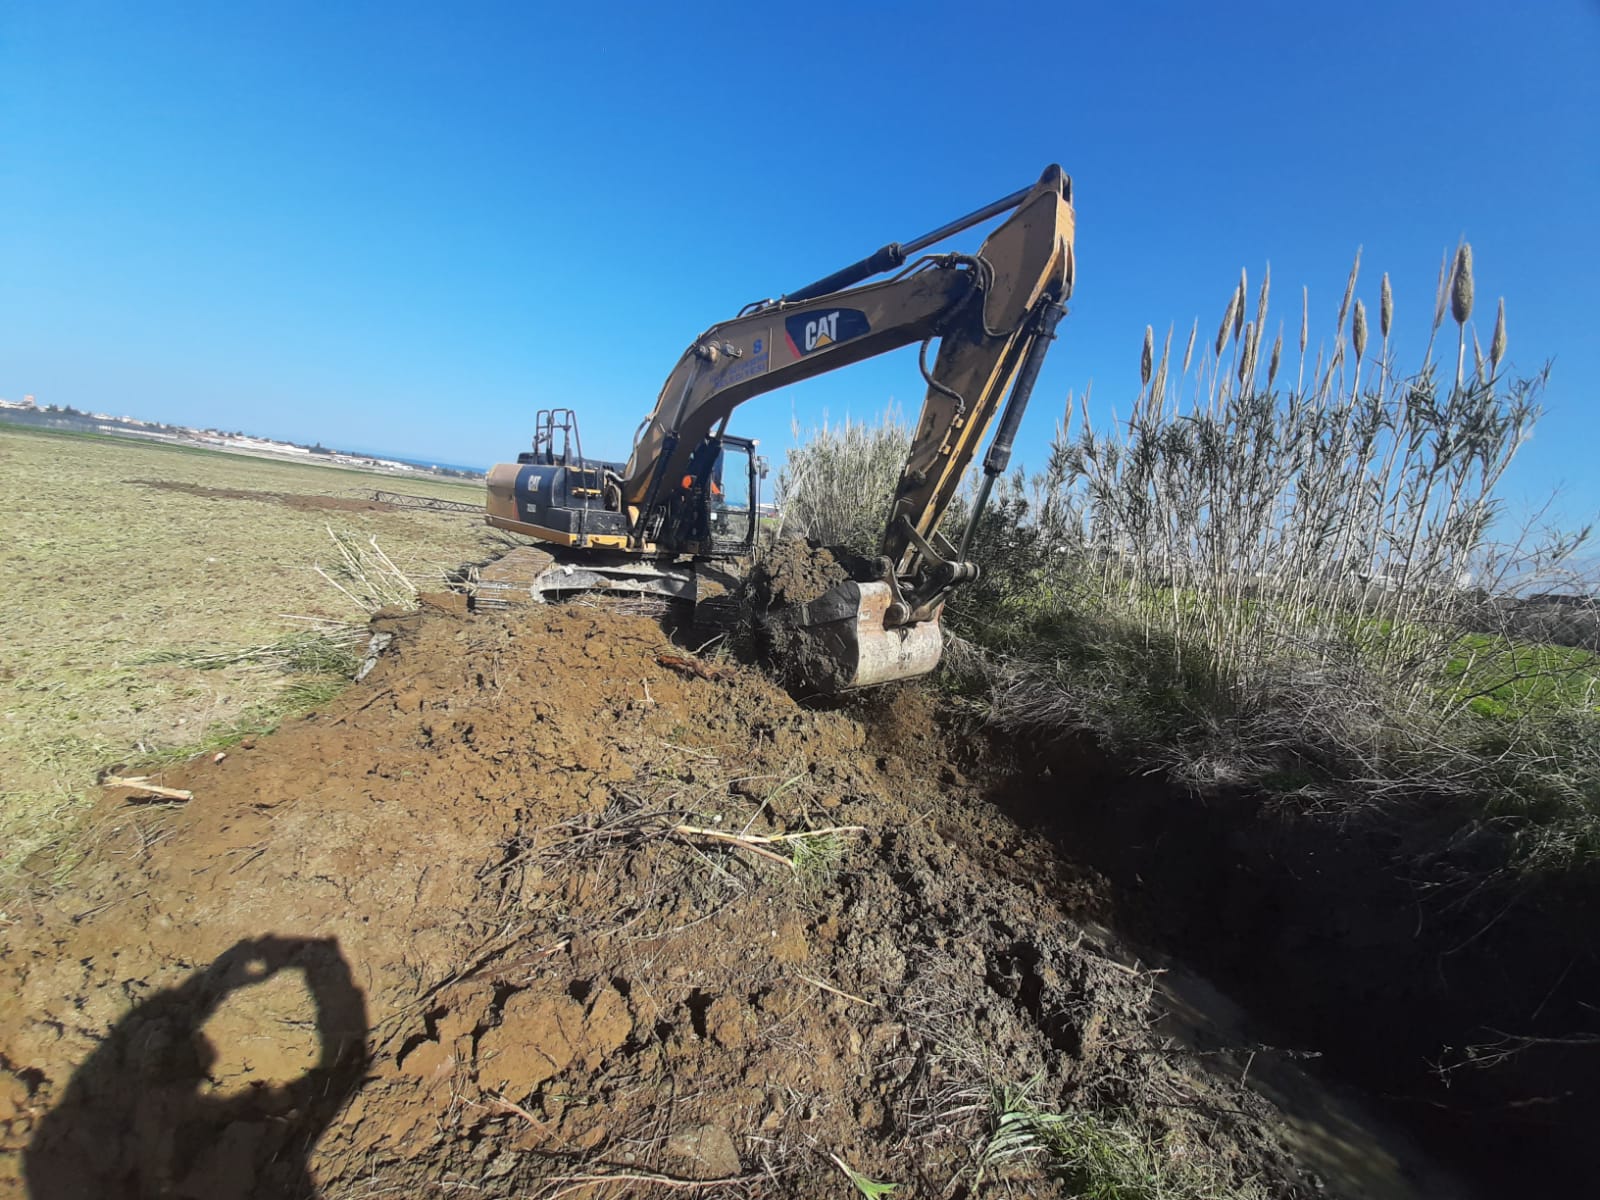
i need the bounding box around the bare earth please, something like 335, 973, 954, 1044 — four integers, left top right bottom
0, 598, 1451, 1198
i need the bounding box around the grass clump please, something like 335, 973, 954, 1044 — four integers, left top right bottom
141, 627, 368, 676
138, 676, 349, 767
979, 1080, 1259, 1200
315, 526, 423, 612
787, 829, 846, 888
132, 607, 377, 768
829, 1153, 898, 1198
1444, 634, 1599, 719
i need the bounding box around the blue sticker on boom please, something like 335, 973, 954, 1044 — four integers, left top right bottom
784, 308, 870, 357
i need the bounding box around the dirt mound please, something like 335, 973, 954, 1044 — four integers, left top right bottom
130, 479, 401, 514
750, 538, 848, 607
0, 603, 1403, 1197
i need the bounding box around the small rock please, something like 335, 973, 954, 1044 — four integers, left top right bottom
0, 1071, 29, 1121
582, 985, 634, 1068
707, 998, 751, 1050
665, 1124, 740, 1179
476, 988, 579, 1095
856, 1097, 885, 1131
399, 1039, 454, 1085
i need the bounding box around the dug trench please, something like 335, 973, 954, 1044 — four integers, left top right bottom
993, 732, 1600, 1194
0, 595, 1537, 1197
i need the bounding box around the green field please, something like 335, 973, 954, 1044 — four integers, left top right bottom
0, 425, 501, 889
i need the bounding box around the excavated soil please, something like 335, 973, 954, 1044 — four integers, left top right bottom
0, 603, 1444, 1198
749, 540, 848, 607
742, 540, 861, 695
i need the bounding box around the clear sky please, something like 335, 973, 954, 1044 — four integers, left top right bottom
3, 2, 1596, 521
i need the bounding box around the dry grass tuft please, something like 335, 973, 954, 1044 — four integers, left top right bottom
1451, 242, 1475, 325
315, 526, 427, 613
1491, 298, 1508, 371
1214, 290, 1237, 358
916, 250, 1595, 875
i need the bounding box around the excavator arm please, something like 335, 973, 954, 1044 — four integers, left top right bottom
881, 170, 1074, 588
619, 265, 973, 514
622, 167, 1073, 610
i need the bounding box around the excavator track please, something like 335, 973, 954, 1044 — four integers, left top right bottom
472, 547, 746, 636
472, 546, 557, 609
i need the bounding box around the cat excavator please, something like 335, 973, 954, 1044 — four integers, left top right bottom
486, 164, 1076, 692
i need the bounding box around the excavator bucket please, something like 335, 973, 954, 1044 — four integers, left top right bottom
784, 580, 944, 693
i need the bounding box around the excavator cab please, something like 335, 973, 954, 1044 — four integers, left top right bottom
486, 413, 765, 604
660, 434, 761, 557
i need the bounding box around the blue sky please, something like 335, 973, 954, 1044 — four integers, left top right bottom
3, 2, 1596, 521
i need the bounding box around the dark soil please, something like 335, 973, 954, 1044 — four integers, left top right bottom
0, 601, 1441, 1199
749, 539, 848, 607
129, 479, 402, 514
742, 539, 873, 696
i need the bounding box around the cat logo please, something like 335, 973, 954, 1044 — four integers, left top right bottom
804, 312, 840, 351
784, 307, 871, 358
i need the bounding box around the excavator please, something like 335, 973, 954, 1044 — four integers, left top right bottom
486, 164, 1075, 692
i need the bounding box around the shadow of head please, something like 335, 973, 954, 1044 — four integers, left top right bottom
24, 934, 369, 1200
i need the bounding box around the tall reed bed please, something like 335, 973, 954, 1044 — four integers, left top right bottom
949, 248, 1596, 870
776, 410, 910, 552
1026, 248, 1588, 717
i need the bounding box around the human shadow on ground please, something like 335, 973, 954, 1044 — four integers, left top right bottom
24, 935, 368, 1199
